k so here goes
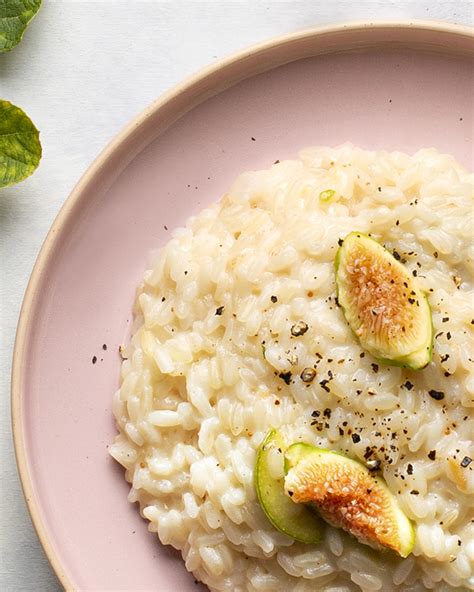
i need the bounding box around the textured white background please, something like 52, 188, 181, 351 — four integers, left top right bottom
0, 1, 472, 590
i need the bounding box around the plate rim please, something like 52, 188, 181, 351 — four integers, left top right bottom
11, 19, 474, 591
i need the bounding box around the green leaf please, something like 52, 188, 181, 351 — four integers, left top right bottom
0, 0, 41, 52
0, 99, 41, 188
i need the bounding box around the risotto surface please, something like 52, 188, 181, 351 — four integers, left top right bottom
110, 145, 474, 591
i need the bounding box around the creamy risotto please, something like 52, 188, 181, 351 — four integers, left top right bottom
110, 144, 474, 591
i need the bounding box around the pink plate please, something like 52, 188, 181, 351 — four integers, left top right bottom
12, 22, 474, 591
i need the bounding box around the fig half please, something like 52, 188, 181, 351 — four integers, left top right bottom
284, 443, 415, 557
335, 232, 433, 370
254, 430, 324, 543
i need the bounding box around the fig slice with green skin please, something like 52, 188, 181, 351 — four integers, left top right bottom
254, 429, 324, 543
284, 443, 415, 557
335, 232, 433, 370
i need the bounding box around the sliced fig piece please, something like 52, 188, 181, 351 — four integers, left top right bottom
335, 232, 433, 370
254, 430, 323, 543
284, 443, 415, 557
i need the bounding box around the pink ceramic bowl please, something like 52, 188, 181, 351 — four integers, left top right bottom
12, 21, 474, 591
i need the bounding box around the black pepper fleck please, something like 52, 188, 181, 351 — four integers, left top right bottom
429, 389, 445, 401
460, 456, 472, 468
364, 448, 374, 460
291, 321, 309, 337
319, 380, 330, 393
215, 306, 225, 316
300, 367, 316, 383
278, 371, 292, 385
366, 459, 381, 472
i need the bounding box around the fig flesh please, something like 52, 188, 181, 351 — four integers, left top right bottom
335, 232, 433, 370
284, 443, 415, 557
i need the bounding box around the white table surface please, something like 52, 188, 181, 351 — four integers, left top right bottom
0, 1, 472, 590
